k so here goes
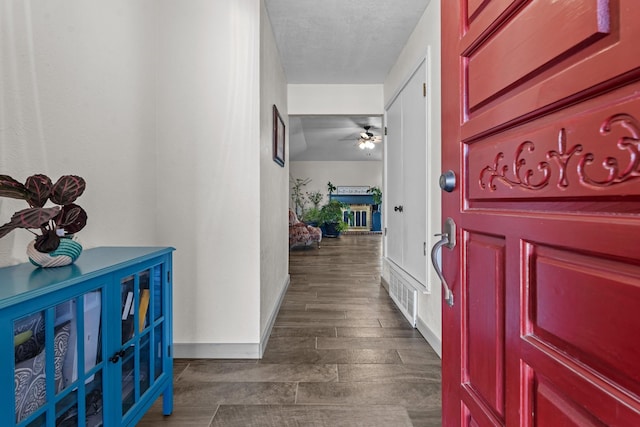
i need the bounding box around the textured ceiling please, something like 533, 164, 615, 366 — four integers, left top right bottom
264, 0, 430, 84
264, 0, 430, 161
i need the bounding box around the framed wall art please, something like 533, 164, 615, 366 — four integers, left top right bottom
336, 186, 370, 195
273, 104, 285, 167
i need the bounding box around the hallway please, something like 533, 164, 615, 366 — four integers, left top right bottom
140, 235, 441, 426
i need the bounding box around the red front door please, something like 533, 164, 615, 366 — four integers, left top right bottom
441, 1, 640, 425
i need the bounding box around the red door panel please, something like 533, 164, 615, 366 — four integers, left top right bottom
441, 0, 640, 425
467, 0, 487, 21
465, 0, 520, 37
460, 0, 640, 140
463, 406, 485, 427
468, 0, 610, 111
531, 244, 640, 396
533, 377, 607, 427
463, 233, 506, 420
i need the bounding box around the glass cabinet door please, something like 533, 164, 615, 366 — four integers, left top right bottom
13, 310, 47, 425
13, 290, 104, 427
119, 264, 165, 419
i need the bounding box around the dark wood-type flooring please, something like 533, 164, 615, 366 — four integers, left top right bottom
140, 234, 442, 426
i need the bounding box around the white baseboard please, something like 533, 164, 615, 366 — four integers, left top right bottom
260, 274, 290, 357
174, 342, 261, 359
174, 274, 291, 360
416, 316, 442, 358
380, 276, 389, 292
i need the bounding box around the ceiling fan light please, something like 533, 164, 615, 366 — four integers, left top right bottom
366, 141, 375, 149
359, 141, 366, 149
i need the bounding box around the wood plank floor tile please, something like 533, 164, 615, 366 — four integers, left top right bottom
407, 408, 444, 427
338, 363, 441, 383
317, 337, 433, 351
179, 362, 338, 383
336, 327, 423, 338
276, 309, 347, 320
260, 348, 403, 365
379, 318, 415, 328
296, 381, 440, 407
137, 404, 216, 426
270, 326, 337, 337
211, 404, 413, 427
306, 303, 399, 312
273, 318, 382, 328
173, 381, 297, 405
261, 336, 317, 351
344, 310, 410, 320
397, 348, 442, 365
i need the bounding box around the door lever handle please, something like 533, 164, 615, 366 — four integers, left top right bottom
430, 218, 456, 307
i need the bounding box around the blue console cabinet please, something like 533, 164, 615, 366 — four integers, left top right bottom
0, 247, 175, 427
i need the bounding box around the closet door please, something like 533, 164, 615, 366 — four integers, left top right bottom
385, 61, 428, 284
402, 61, 427, 284
386, 94, 404, 266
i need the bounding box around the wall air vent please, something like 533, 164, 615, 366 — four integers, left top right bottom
389, 270, 417, 327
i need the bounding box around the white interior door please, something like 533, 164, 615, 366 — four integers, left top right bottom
385, 96, 403, 266
385, 60, 428, 285
401, 61, 427, 284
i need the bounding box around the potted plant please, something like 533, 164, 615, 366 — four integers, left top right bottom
290, 176, 311, 217
306, 190, 323, 210
327, 181, 336, 196
318, 200, 348, 237
0, 174, 87, 267
302, 207, 322, 227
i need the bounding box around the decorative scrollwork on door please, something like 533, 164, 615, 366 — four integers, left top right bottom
479, 114, 640, 191
547, 128, 583, 189
479, 141, 550, 191
578, 114, 640, 187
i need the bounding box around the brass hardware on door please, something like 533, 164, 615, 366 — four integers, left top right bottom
430, 217, 456, 307
109, 350, 125, 363
439, 170, 456, 192
394, 205, 404, 212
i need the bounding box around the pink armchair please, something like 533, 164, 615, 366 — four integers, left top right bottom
289, 209, 322, 249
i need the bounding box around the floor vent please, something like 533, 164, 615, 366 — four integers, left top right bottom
389, 271, 417, 327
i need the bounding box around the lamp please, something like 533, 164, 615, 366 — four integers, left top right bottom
358, 139, 375, 150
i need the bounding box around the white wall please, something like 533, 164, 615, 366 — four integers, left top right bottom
290, 161, 382, 211
157, 0, 263, 357
289, 84, 384, 115
259, 0, 289, 354
0, 1, 158, 265
384, 0, 442, 356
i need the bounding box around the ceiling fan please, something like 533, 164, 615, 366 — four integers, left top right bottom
357, 125, 382, 149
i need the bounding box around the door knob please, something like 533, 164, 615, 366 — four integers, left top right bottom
430, 217, 456, 307
439, 170, 456, 192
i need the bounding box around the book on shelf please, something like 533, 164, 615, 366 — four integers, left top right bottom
122, 292, 134, 320
138, 289, 150, 332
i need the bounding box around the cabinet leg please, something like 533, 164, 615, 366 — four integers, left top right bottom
162, 384, 174, 415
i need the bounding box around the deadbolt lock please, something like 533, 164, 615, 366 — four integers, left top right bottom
439, 170, 456, 192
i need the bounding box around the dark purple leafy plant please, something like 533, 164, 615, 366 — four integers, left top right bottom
0, 174, 87, 253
